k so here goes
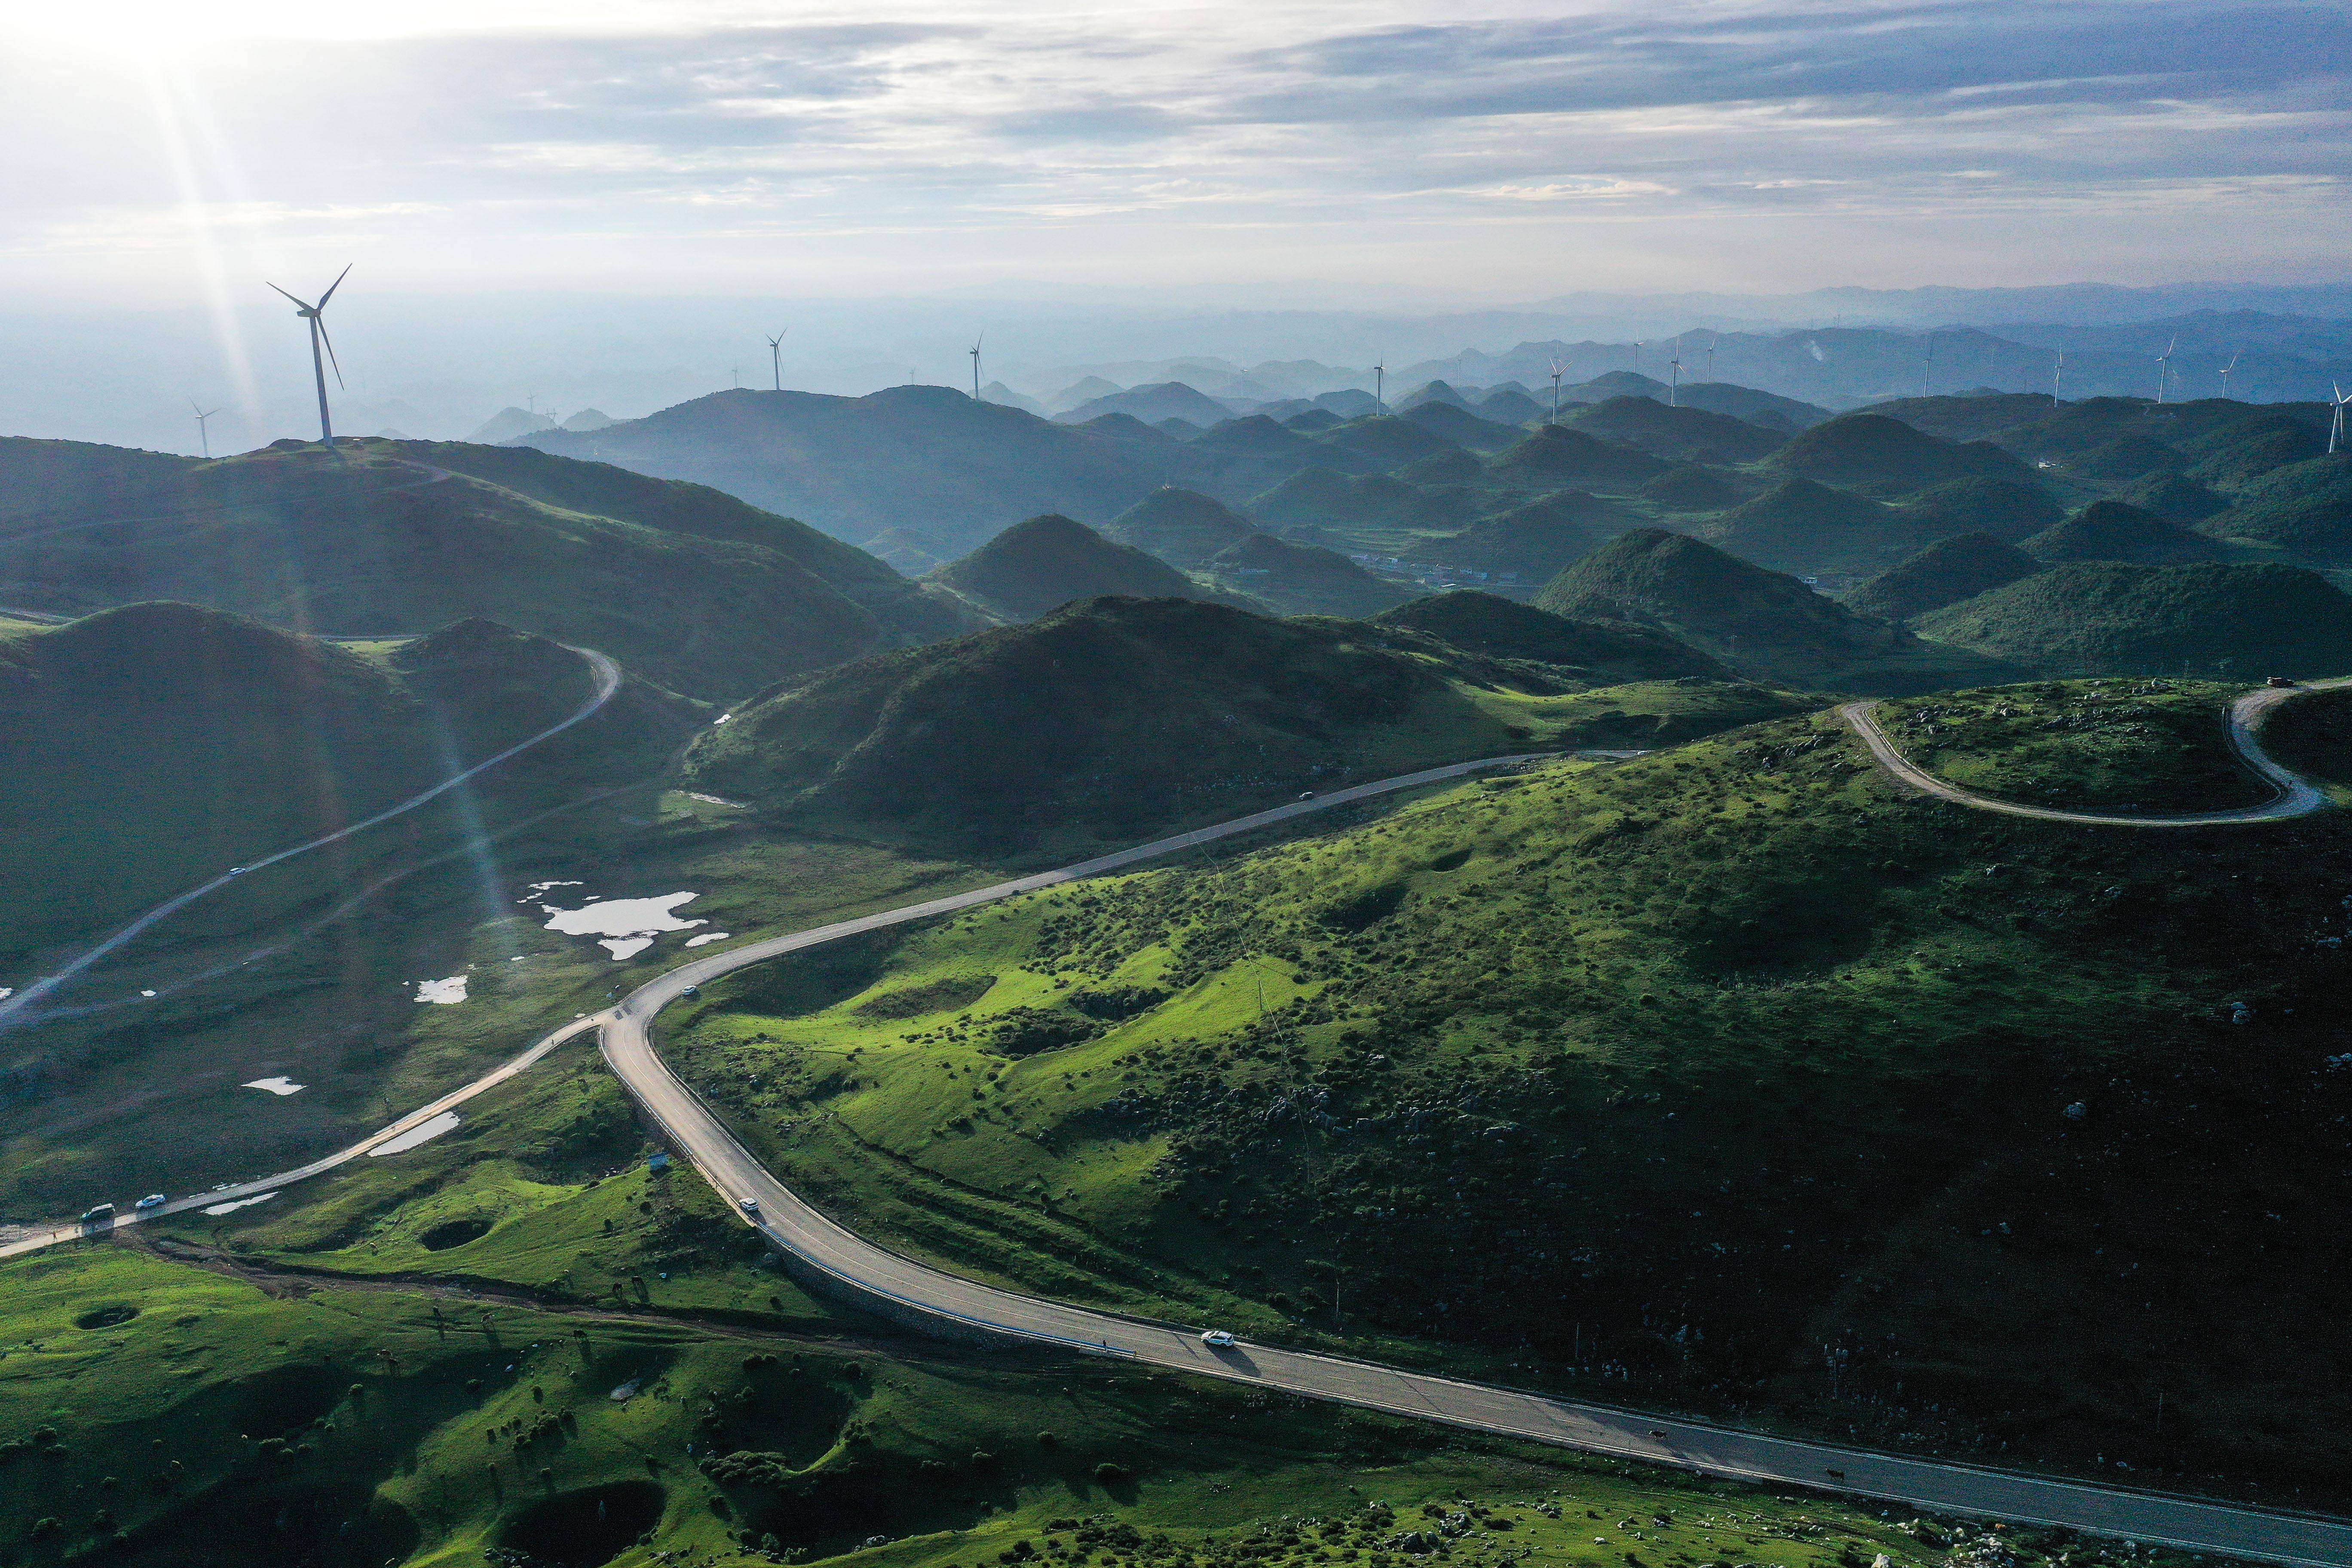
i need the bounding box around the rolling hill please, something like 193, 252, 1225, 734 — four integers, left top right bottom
1561, 397, 1788, 463
1101, 487, 1260, 568
1768, 413, 2039, 495
1438, 491, 1638, 582
1696, 476, 1923, 577
1918, 560, 2352, 675
1896, 476, 2064, 541
0, 437, 969, 700
2018, 500, 2226, 564
1843, 532, 2042, 621
924, 514, 1229, 622
1373, 591, 1727, 681
1054, 382, 1236, 427
1199, 533, 1410, 619
1485, 425, 1670, 490
2204, 456, 2352, 555
1637, 465, 1744, 511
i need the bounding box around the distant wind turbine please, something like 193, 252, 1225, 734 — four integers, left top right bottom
2052, 350, 2065, 407
265, 264, 351, 446
1632, 341, 1642, 377
970, 333, 984, 401
1547, 356, 1565, 426
1704, 332, 1717, 380
1373, 360, 1386, 416
1668, 356, 1683, 408
766, 328, 787, 392
190, 400, 221, 460
2330, 383, 2350, 455
1920, 332, 1935, 399
2154, 336, 2176, 404
730, 365, 742, 390
2219, 350, 2240, 401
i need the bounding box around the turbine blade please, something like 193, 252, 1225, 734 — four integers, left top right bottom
316, 317, 345, 389
315, 262, 353, 310
267, 282, 314, 310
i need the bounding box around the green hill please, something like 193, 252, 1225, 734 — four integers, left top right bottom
2118, 471, 2230, 523
1249, 469, 1475, 535
1636, 465, 1743, 511
1918, 560, 2352, 675
1200, 534, 1409, 619
1561, 396, 1787, 463
672, 696, 2352, 1485
1897, 476, 2064, 542
0, 437, 968, 700
1843, 533, 2041, 621
0, 605, 590, 957
1102, 487, 1260, 568
1309, 416, 1462, 472
1439, 491, 1637, 582
519, 385, 1162, 553
862, 525, 951, 575
1698, 476, 1929, 576
2064, 434, 2187, 482
1484, 426, 1669, 490
2204, 456, 2352, 555
2181, 410, 2328, 488
925, 514, 1227, 622
1536, 528, 1932, 686
1396, 402, 1524, 452
1374, 591, 1727, 680
1769, 413, 2037, 495
2019, 500, 2225, 564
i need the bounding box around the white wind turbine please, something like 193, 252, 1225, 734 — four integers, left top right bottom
1920, 331, 1936, 399
2218, 350, 2240, 401
1668, 355, 1683, 407
969, 332, 984, 400
2052, 350, 2065, 406
1547, 356, 1565, 425
1704, 332, 1718, 380
2330, 383, 2350, 455
190, 400, 221, 460
265, 264, 351, 445
1372, 360, 1387, 416
766, 328, 787, 391
2154, 336, 2176, 404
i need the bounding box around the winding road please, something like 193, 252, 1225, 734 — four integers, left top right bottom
15, 684, 2352, 1562
0, 642, 621, 1029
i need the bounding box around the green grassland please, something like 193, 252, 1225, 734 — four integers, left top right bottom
0, 1240, 2064, 1568
2258, 687, 2352, 805
664, 707, 2352, 1493
1875, 681, 2274, 813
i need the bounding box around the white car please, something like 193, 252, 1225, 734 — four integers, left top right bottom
1200, 1329, 1236, 1347
738, 1197, 760, 1215
133, 1194, 167, 1211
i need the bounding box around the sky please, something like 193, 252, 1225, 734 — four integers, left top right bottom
6, 0, 2347, 308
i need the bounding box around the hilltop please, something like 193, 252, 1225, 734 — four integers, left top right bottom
1769, 413, 2039, 495
519, 386, 1161, 552
1537, 528, 1924, 685
1560, 397, 1787, 464
1918, 561, 2352, 676
684, 595, 1781, 856
1374, 591, 1727, 681
1844, 533, 2041, 621
925, 514, 1229, 622
0, 437, 968, 700
2019, 500, 2225, 564
1485, 425, 1669, 489
1696, 476, 1923, 577
1438, 491, 1638, 582
1101, 487, 1259, 567
1198, 534, 1409, 619
2205, 456, 2352, 555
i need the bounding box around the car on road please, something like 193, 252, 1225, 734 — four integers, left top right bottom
738, 1197, 760, 1214
1648, 1429, 1667, 1439
133, 1194, 167, 1211
1298, 791, 1315, 800
228, 867, 245, 875
682, 985, 700, 998
1200, 1329, 1236, 1347
1824, 1468, 1845, 1479
2267, 676, 2297, 688
79, 1204, 116, 1225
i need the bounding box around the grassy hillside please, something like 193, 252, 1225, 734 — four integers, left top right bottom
2019, 501, 2225, 564
684, 597, 1793, 858
1200, 535, 1409, 619
2204, 456, 2352, 556
0, 605, 589, 959
1696, 478, 1926, 577
2260, 685, 2352, 804
1485, 427, 1669, 490
1439, 493, 1638, 582
1844, 534, 2040, 622
1768, 414, 2037, 496
1874, 680, 2275, 813
1561, 397, 1786, 464
1917, 562, 2352, 677
1102, 488, 1260, 568
1374, 592, 1726, 681
926, 516, 1230, 622
0, 438, 968, 700
668, 705, 2352, 1490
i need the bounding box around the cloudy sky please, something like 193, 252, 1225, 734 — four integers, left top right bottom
5, 0, 2346, 309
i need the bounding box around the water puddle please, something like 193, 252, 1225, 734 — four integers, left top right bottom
244, 1076, 305, 1096
371, 1110, 460, 1156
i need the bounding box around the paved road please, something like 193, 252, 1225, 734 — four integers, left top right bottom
1842, 679, 2350, 827
590, 744, 2352, 1565
0, 643, 620, 1030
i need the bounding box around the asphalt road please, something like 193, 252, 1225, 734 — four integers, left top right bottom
1842, 678, 2350, 827
0, 643, 619, 1031
592, 738, 2352, 1566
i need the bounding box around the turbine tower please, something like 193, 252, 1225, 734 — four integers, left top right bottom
969, 333, 985, 400
190, 400, 221, 460
2330, 383, 2350, 455
1632, 341, 1642, 377
2155, 336, 2176, 404
1373, 360, 1386, 416
766, 328, 787, 391
1920, 332, 1935, 399
2219, 350, 2240, 401
1668, 355, 1682, 408
265, 264, 350, 446
1704, 332, 1717, 380
1547, 356, 1565, 426
2051, 351, 2065, 407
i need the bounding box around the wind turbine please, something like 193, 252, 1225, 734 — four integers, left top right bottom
2219, 350, 2240, 401
2052, 350, 2065, 407
1704, 332, 1718, 380
1373, 360, 1386, 416
2154, 336, 2175, 404
1668, 355, 1682, 407
766, 328, 787, 391
1632, 341, 1642, 377
1547, 356, 1565, 426
190, 400, 221, 460
2330, 383, 2350, 455
969, 332, 984, 401
1920, 332, 1935, 399
265, 263, 350, 445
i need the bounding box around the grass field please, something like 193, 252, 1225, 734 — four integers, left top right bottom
1874, 681, 2274, 813
658, 703, 2352, 1496
0, 1240, 2166, 1568
2259, 687, 2352, 806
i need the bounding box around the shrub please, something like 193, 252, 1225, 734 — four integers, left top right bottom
1093, 1461, 1131, 1484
